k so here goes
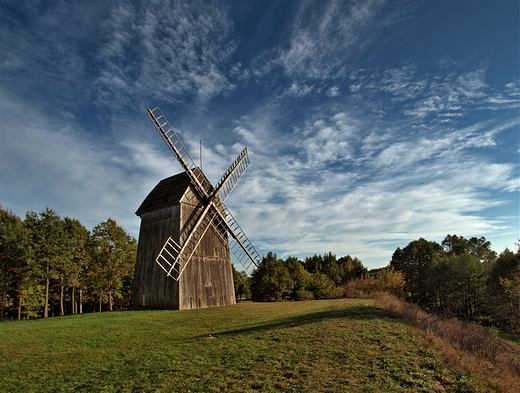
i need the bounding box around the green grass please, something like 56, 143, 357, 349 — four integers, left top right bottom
0, 299, 505, 392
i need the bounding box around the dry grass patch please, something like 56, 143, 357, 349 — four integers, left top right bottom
373, 292, 520, 392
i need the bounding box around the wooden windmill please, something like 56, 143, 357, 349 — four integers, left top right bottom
132, 107, 261, 309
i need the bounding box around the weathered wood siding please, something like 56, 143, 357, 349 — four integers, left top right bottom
178, 187, 235, 309
132, 206, 181, 309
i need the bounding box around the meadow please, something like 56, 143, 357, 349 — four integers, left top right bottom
1, 299, 518, 392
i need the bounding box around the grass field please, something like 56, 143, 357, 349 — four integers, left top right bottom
0, 299, 517, 392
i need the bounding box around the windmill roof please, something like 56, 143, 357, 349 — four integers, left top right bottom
136, 172, 192, 216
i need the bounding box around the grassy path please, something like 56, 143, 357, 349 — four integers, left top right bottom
0, 299, 507, 392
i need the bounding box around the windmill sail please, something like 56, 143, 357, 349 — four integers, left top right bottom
215, 147, 250, 202
148, 106, 261, 281
148, 107, 212, 198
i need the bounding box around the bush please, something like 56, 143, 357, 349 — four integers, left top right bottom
294, 289, 314, 301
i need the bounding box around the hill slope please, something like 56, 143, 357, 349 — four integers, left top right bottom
0, 299, 512, 392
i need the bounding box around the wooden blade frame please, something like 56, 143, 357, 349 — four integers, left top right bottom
214, 147, 250, 202
148, 107, 212, 198
148, 107, 261, 280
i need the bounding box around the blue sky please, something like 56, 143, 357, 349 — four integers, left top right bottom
1, 0, 518, 268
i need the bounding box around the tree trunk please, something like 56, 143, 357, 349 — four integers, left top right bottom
79, 289, 83, 314
99, 297, 102, 312
109, 291, 113, 311
71, 287, 75, 315
60, 279, 64, 316
0, 267, 5, 322
44, 276, 49, 318
17, 303, 21, 320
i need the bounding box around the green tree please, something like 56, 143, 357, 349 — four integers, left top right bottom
232, 265, 251, 302
442, 234, 496, 263
285, 256, 313, 300
378, 267, 405, 297
307, 272, 342, 299
250, 252, 293, 302
303, 254, 323, 274
486, 247, 520, 332
389, 238, 444, 308
63, 217, 90, 314
25, 208, 70, 318
0, 207, 27, 321
432, 253, 488, 319
321, 252, 341, 285
89, 219, 136, 311
337, 255, 367, 283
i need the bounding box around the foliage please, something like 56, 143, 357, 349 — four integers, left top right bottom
442, 234, 497, 263
250, 252, 293, 301
337, 254, 367, 283
0, 206, 27, 321
378, 267, 405, 296
485, 247, 520, 332
0, 206, 136, 320
390, 235, 519, 333
89, 219, 137, 311
24, 208, 71, 318
232, 265, 251, 301
249, 252, 367, 302
247, 248, 376, 302
389, 238, 444, 308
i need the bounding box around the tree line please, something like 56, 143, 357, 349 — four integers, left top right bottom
1, 206, 137, 320
239, 235, 519, 333
233, 251, 389, 302
389, 235, 519, 333
3, 202, 518, 333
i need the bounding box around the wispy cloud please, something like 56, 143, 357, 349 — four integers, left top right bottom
0, 90, 168, 234
277, 0, 390, 80
95, 1, 236, 107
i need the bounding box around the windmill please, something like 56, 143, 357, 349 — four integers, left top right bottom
132, 107, 261, 309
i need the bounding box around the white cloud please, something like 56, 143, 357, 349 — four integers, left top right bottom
326, 86, 340, 97
0, 90, 171, 236
283, 83, 314, 98
277, 0, 392, 80
94, 0, 236, 107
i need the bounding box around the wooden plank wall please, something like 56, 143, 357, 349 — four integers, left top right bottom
179, 187, 236, 309
132, 206, 181, 309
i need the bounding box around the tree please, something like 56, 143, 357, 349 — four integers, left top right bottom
432, 253, 488, 319
378, 267, 405, 297
232, 265, 251, 302
285, 256, 313, 300
63, 217, 90, 314
89, 219, 136, 311
337, 255, 367, 283
486, 247, 520, 332
307, 272, 343, 299
389, 238, 444, 308
0, 207, 27, 321
303, 254, 323, 274
442, 234, 496, 263
250, 252, 293, 302
24, 208, 70, 318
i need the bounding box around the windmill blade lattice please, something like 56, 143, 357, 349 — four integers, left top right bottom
148, 107, 212, 198
148, 107, 261, 280
215, 147, 250, 202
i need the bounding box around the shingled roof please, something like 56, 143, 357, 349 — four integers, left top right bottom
135, 172, 193, 216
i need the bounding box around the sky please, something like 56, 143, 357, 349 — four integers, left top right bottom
0, 0, 518, 269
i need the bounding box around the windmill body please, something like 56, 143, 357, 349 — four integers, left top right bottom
132, 108, 261, 310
